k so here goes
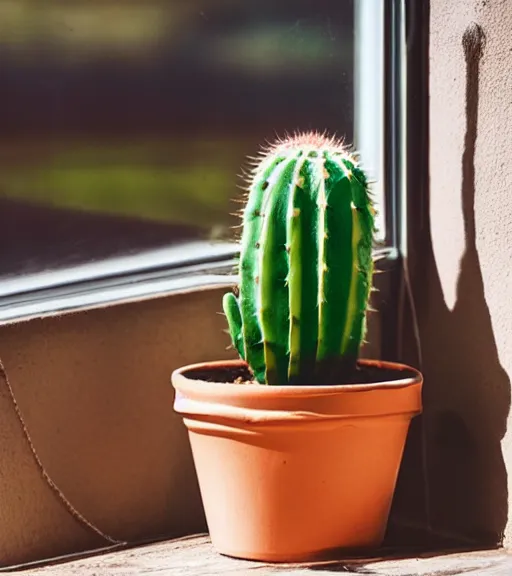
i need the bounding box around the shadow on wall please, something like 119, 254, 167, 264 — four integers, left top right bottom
419, 23, 510, 544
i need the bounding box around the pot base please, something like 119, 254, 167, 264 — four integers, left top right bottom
216, 538, 384, 564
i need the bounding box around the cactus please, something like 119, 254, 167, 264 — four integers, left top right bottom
223, 132, 376, 385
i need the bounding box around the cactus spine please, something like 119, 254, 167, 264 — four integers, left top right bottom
223, 132, 376, 385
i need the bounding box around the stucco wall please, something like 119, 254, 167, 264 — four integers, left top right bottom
0, 287, 235, 566
426, 0, 512, 545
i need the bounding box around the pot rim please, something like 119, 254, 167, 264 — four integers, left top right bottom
172, 358, 422, 397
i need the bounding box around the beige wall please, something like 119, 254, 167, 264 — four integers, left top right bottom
0, 287, 236, 567
422, 0, 512, 546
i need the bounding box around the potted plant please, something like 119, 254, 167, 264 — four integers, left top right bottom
171, 132, 423, 563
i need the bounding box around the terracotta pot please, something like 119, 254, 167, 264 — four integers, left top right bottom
172, 359, 422, 562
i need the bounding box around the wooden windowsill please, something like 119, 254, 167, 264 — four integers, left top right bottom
3, 535, 511, 575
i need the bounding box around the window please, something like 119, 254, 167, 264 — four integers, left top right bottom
0, 0, 396, 318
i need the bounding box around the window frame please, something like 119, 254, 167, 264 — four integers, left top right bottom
0, 0, 410, 329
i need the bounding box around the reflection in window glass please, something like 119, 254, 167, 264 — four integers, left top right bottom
0, 0, 361, 279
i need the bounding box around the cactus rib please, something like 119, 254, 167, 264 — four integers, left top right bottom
222, 292, 245, 360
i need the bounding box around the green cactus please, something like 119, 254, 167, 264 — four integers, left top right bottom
223, 132, 376, 385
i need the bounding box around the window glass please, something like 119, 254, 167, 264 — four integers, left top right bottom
0, 0, 376, 281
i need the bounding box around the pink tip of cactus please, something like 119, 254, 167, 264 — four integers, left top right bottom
270, 130, 347, 154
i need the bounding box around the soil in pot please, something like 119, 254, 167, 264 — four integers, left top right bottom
183, 360, 419, 387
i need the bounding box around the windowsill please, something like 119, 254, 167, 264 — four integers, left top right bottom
0, 242, 397, 324
0, 241, 238, 324
2, 534, 508, 575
